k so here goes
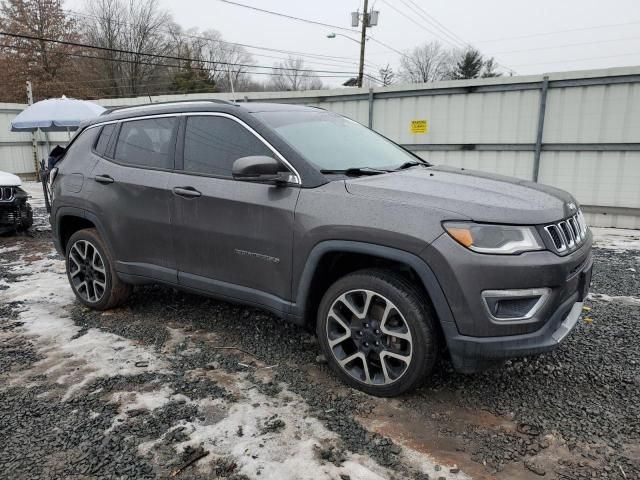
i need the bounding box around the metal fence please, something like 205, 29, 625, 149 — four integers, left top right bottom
2, 65, 639, 228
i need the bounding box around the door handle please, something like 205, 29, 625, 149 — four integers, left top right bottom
173, 186, 201, 198
94, 174, 114, 184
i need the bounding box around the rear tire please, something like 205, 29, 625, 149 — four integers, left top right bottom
316, 268, 438, 397
65, 228, 131, 310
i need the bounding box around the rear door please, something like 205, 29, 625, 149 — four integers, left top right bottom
88, 115, 179, 283
170, 113, 300, 308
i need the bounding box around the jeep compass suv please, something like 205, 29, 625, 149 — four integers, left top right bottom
49, 100, 593, 396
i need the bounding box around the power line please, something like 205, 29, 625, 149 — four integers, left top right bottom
402, 0, 468, 47
215, 0, 359, 34
510, 51, 640, 68
0, 31, 359, 76
211, 0, 407, 61
383, 0, 515, 74
65, 8, 384, 69
473, 20, 640, 44
0, 42, 359, 78
0, 42, 381, 87
380, 0, 460, 49
491, 35, 640, 55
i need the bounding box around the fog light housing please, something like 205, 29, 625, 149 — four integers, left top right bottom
481, 288, 550, 322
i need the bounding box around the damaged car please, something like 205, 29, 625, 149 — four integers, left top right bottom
0, 170, 32, 234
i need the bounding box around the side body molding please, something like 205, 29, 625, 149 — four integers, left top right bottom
288, 241, 457, 334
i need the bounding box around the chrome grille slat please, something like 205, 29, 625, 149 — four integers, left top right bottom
0, 187, 15, 202
543, 209, 589, 255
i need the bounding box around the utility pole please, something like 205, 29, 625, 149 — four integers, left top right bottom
351, 1, 379, 88
26, 81, 40, 177
357, 0, 369, 88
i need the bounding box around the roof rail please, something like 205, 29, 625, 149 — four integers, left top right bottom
101, 99, 235, 116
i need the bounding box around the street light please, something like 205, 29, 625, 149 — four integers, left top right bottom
327, 32, 369, 87
326, 32, 361, 44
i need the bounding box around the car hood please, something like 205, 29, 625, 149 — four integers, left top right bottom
0, 171, 21, 187
344, 165, 576, 224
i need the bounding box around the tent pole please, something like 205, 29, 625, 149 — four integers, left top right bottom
26, 80, 40, 178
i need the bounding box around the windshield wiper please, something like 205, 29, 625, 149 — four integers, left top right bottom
320, 167, 391, 176
394, 161, 428, 170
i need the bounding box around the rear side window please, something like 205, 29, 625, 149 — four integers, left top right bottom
115, 117, 177, 169
183, 116, 272, 177
94, 124, 115, 156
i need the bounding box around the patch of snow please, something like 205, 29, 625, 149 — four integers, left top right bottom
591, 227, 640, 252
159, 386, 401, 480
588, 293, 640, 307
0, 252, 169, 398
0, 245, 20, 254
21, 180, 46, 208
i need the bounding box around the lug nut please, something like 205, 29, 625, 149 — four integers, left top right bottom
358, 331, 363, 336
364, 342, 369, 347
375, 341, 380, 346
375, 329, 380, 334
364, 323, 370, 328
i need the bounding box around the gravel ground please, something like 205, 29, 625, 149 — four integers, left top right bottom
0, 184, 639, 480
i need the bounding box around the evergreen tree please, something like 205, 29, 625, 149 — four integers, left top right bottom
451, 49, 484, 80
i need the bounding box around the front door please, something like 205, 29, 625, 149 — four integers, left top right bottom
170, 114, 300, 309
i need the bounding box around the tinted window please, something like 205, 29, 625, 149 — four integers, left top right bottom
115, 117, 176, 169
184, 116, 273, 177
94, 124, 115, 156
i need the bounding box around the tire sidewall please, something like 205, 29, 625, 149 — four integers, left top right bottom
316, 271, 435, 397
65, 229, 115, 310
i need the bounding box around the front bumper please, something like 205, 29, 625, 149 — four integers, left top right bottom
422, 230, 593, 372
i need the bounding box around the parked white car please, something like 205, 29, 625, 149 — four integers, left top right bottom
0, 170, 32, 234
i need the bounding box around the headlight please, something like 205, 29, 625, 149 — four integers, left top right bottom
443, 222, 544, 254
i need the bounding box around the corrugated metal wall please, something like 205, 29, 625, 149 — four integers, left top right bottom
2, 66, 639, 228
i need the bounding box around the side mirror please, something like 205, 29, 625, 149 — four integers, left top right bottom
232, 156, 293, 184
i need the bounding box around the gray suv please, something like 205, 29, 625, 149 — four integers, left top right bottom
49, 100, 593, 397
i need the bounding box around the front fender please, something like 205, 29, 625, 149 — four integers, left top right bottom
289, 240, 456, 337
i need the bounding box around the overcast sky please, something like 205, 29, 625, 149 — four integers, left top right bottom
73, 0, 640, 86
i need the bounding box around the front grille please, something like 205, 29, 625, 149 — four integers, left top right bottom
0, 186, 15, 202
0, 206, 19, 225
544, 210, 588, 254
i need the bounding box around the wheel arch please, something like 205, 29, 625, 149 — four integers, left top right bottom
291, 241, 456, 335
55, 207, 115, 256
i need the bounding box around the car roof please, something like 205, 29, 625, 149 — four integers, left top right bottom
84, 100, 322, 127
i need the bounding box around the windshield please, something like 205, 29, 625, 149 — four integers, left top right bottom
255, 110, 424, 172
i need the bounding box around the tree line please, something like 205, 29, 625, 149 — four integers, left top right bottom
0, 0, 502, 103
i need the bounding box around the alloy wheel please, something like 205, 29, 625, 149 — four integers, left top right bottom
68, 239, 107, 303
325, 289, 413, 385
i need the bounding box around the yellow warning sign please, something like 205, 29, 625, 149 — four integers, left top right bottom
410, 119, 428, 134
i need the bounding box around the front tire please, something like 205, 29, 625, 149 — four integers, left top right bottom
317, 269, 438, 397
65, 228, 131, 310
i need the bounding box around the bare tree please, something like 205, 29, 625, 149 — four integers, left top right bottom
378, 64, 395, 86
193, 29, 254, 92
399, 41, 457, 83
83, 0, 173, 96
268, 56, 323, 91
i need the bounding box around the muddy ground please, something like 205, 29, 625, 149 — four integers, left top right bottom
0, 185, 639, 480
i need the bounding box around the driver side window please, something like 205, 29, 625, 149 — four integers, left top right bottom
183, 116, 273, 177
